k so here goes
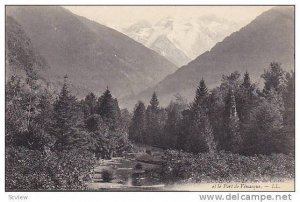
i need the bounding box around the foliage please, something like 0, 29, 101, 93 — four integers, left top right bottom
5, 75, 132, 191
161, 150, 294, 183
102, 169, 114, 182
6, 75, 54, 150
6, 146, 95, 191
224, 89, 242, 153
262, 62, 285, 93
135, 163, 143, 170
51, 75, 82, 151
5, 59, 295, 191
129, 101, 146, 143
97, 88, 121, 130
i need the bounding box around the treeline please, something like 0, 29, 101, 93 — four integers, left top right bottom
129, 62, 295, 155
5, 61, 294, 190
6, 72, 131, 190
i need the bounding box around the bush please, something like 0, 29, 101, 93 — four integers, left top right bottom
102, 169, 114, 182
135, 163, 143, 170
146, 149, 152, 155
161, 150, 295, 183
5, 146, 95, 191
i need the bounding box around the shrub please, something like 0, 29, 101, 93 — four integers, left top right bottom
146, 149, 152, 155
102, 169, 114, 182
5, 146, 95, 191
161, 150, 294, 183
135, 163, 143, 170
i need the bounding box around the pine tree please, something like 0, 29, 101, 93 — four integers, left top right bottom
150, 92, 159, 113
129, 101, 146, 143
185, 79, 216, 153
52, 75, 79, 151
97, 87, 121, 129
144, 92, 162, 146
224, 89, 242, 153
193, 78, 208, 109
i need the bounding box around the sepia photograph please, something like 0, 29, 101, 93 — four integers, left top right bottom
4, 5, 295, 192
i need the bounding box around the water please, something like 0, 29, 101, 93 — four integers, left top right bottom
87, 157, 166, 190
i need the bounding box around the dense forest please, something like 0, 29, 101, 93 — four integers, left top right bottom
129, 62, 294, 155
5, 62, 294, 190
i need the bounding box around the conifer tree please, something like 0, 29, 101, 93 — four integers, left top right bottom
144, 92, 162, 146
144, 105, 152, 145
186, 79, 216, 153
129, 101, 146, 143
150, 92, 159, 113
52, 75, 79, 151
192, 78, 208, 109
97, 87, 121, 129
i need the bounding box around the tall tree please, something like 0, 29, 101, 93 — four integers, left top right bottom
150, 92, 159, 113
238, 71, 257, 123
245, 95, 284, 155
262, 62, 285, 94
144, 92, 164, 146
281, 71, 295, 154
224, 89, 242, 153
283, 71, 295, 127
192, 78, 208, 110
97, 87, 121, 129
185, 79, 216, 153
129, 101, 146, 143
51, 75, 80, 151
164, 96, 187, 149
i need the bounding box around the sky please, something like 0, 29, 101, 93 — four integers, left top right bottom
64, 6, 273, 30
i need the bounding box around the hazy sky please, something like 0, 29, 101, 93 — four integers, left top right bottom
64, 6, 273, 30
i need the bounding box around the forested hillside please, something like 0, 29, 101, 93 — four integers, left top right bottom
127, 6, 294, 107
6, 6, 177, 99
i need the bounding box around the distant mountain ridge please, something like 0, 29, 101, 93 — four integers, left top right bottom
6, 6, 177, 99
123, 6, 294, 108
123, 16, 240, 66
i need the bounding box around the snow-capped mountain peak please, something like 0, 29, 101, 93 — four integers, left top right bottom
123, 16, 240, 67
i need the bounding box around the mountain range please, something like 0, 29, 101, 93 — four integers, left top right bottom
123, 6, 294, 108
6, 6, 294, 110
123, 16, 240, 66
6, 6, 177, 99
